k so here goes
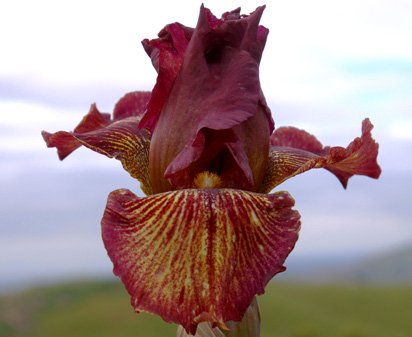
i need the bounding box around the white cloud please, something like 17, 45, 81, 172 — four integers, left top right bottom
259, 0, 412, 119
296, 212, 412, 257
0, 101, 82, 128
0, 101, 83, 152
388, 121, 412, 140
2, 0, 411, 93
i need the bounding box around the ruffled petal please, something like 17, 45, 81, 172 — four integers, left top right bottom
147, 6, 272, 192
42, 104, 111, 160
139, 23, 193, 131
113, 91, 151, 120
101, 188, 300, 334
43, 117, 152, 195
42, 91, 152, 194
42, 91, 150, 159
260, 118, 381, 193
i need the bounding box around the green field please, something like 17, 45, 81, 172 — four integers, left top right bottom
1, 280, 411, 337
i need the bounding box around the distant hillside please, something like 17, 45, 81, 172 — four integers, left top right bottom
302, 244, 412, 284
335, 244, 412, 284
1, 280, 412, 337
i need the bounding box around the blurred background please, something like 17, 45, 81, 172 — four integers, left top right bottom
1, 0, 411, 336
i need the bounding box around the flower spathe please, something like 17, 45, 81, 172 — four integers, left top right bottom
42, 5, 381, 336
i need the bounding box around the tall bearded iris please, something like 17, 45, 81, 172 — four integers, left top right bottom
42, 5, 381, 337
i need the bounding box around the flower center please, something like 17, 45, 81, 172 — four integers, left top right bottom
193, 171, 222, 189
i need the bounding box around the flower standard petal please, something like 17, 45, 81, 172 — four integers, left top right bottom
147, 6, 273, 193
113, 91, 151, 120
139, 23, 193, 131
260, 118, 381, 193
101, 188, 300, 334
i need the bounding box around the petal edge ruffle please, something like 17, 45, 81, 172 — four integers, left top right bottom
42, 92, 152, 194
260, 118, 381, 193
42, 91, 150, 159
42, 103, 111, 160
44, 117, 152, 195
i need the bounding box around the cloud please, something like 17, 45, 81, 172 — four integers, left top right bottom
0, 76, 146, 112
1, 0, 410, 143
388, 121, 412, 140
340, 59, 412, 76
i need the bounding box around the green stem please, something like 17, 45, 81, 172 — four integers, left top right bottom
176, 297, 260, 337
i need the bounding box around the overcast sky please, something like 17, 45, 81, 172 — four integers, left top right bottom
1, 0, 411, 289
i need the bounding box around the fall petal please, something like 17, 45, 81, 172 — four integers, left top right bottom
101, 188, 300, 334
42, 104, 111, 160
42, 91, 150, 160
85, 119, 150, 194
260, 118, 381, 193
43, 92, 152, 194
75, 118, 152, 194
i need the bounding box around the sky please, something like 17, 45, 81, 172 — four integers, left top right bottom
1, 0, 412, 290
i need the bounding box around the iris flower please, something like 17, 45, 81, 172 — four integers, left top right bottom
42, 5, 381, 337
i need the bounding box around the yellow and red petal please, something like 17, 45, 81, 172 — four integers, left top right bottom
101, 188, 300, 334
42, 92, 152, 194
260, 118, 381, 193
42, 91, 150, 159
44, 117, 152, 195
42, 104, 111, 160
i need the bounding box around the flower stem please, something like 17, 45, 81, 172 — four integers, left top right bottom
176, 297, 260, 337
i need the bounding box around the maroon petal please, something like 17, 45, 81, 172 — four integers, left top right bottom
102, 188, 300, 334
139, 23, 194, 131
44, 117, 152, 195
113, 91, 151, 120
43, 92, 153, 194
147, 6, 273, 192
42, 91, 150, 160
260, 118, 381, 192
42, 104, 111, 160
